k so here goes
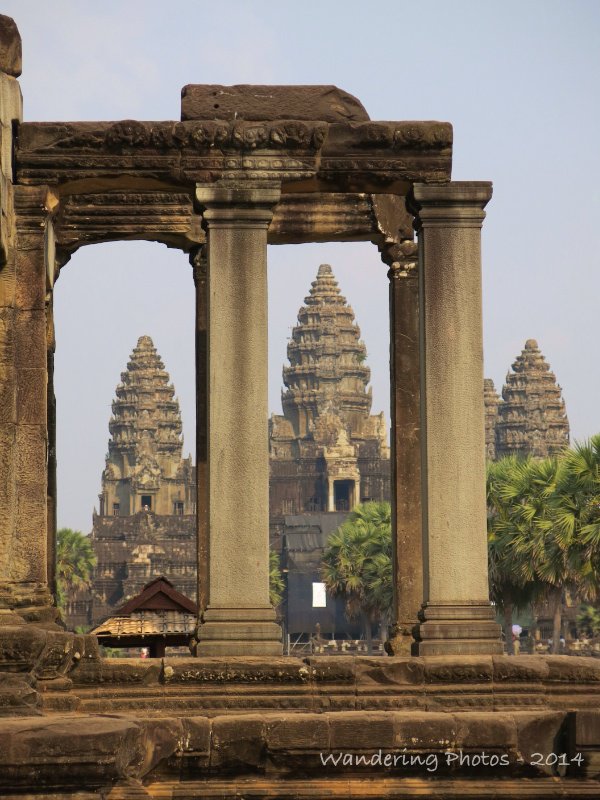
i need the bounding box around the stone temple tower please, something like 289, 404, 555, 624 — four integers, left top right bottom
99, 335, 194, 517
494, 339, 570, 459
269, 264, 390, 523
483, 378, 501, 461
66, 336, 196, 629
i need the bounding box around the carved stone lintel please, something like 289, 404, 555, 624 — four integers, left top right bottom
17, 119, 452, 190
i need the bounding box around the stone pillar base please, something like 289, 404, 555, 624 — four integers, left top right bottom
415, 602, 503, 656
0, 583, 61, 629
198, 606, 283, 656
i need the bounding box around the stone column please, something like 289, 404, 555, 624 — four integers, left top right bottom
195, 185, 282, 656
191, 246, 208, 622
46, 296, 57, 602
0, 185, 58, 626
409, 182, 502, 656
382, 240, 423, 656
327, 480, 334, 512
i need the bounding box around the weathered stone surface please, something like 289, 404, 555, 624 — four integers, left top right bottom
516, 711, 567, 777
137, 717, 184, 778
210, 715, 267, 770
265, 713, 329, 751
393, 711, 457, 749
0, 624, 46, 671
0, 673, 38, 715
492, 654, 549, 682
181, 84, 369, 123
329, 710, 394, 749
545, 655, 600, 682
17, 119, 452, 191
354, 656, 424, 688
0, 16, 21, 78
0, 715, 144, 788
71, 657, 161, 685
15, 249, 45, 310
423, 656, 494, 683
567, 710, 600, 779
0, 364, 16, 423
455, 711, 517, 749
179, 715, 211, 763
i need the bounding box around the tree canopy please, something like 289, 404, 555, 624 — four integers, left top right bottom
55, 528, 96, 613
322, 502, 392, 648
487, 435, 600, 652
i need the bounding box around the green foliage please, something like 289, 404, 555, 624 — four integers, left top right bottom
322, 501, 392, 622
269, 549, 285, 607
487, 436, 600, 652
577, 604, 600, 638
55, 528, 96, 613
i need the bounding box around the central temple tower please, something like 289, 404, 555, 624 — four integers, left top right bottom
270, 265, 389, 523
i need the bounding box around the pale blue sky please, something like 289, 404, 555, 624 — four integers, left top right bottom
4, 1, 599, 531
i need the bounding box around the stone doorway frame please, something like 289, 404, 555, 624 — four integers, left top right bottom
0, 35, 501, 655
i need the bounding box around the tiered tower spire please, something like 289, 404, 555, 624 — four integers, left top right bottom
495, 339, 569, 458
483, 378, 501, 461
281, 264, 372, 437
108, 335, 183, 472
100, 336, 192, 517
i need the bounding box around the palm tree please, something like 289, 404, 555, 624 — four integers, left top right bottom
487, 457, 544, 652
55, 528, 96, 613
487, 449, 600, 654
322, 502, 392, 652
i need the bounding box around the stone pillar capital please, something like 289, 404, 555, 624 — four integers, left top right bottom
195, 185, 281, 229
408, 181, 492, 229
189, 244, 207, 284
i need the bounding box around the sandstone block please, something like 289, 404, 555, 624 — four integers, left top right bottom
516, 711, 567, 777
161, 657, 227, 683
545, 655, 600, 682
16, 369, 47, 424
0, 672, 39, 714
393, 711, 457, 749
0, 364, 16, 423
0, 16, 21, 78
227, 657, 310, 684
16, 424, 46, 481
181, 84, 369, 123
15, 310, 46, 370
137, 717, 184, 778
305, 655, 355, 685
422, 656, 493, 683
571, 710, 600, 746
15, 250, 45, 310
180, 716, 211, 754
0, 625, 46, 672
265, 714, 329, 751
0, 73, 22, 129
0, 306, 15, 363
492, 654, 549, 682
0, 715, 143, 789
355, 656, 424, 689
210, 714, 266, 769
328, 711, 394, 749
454, 712, 517, 749
0, 260, 16, 308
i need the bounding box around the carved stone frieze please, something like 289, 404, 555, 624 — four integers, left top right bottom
54, 190, 202, 252
17, 118, 452, 191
